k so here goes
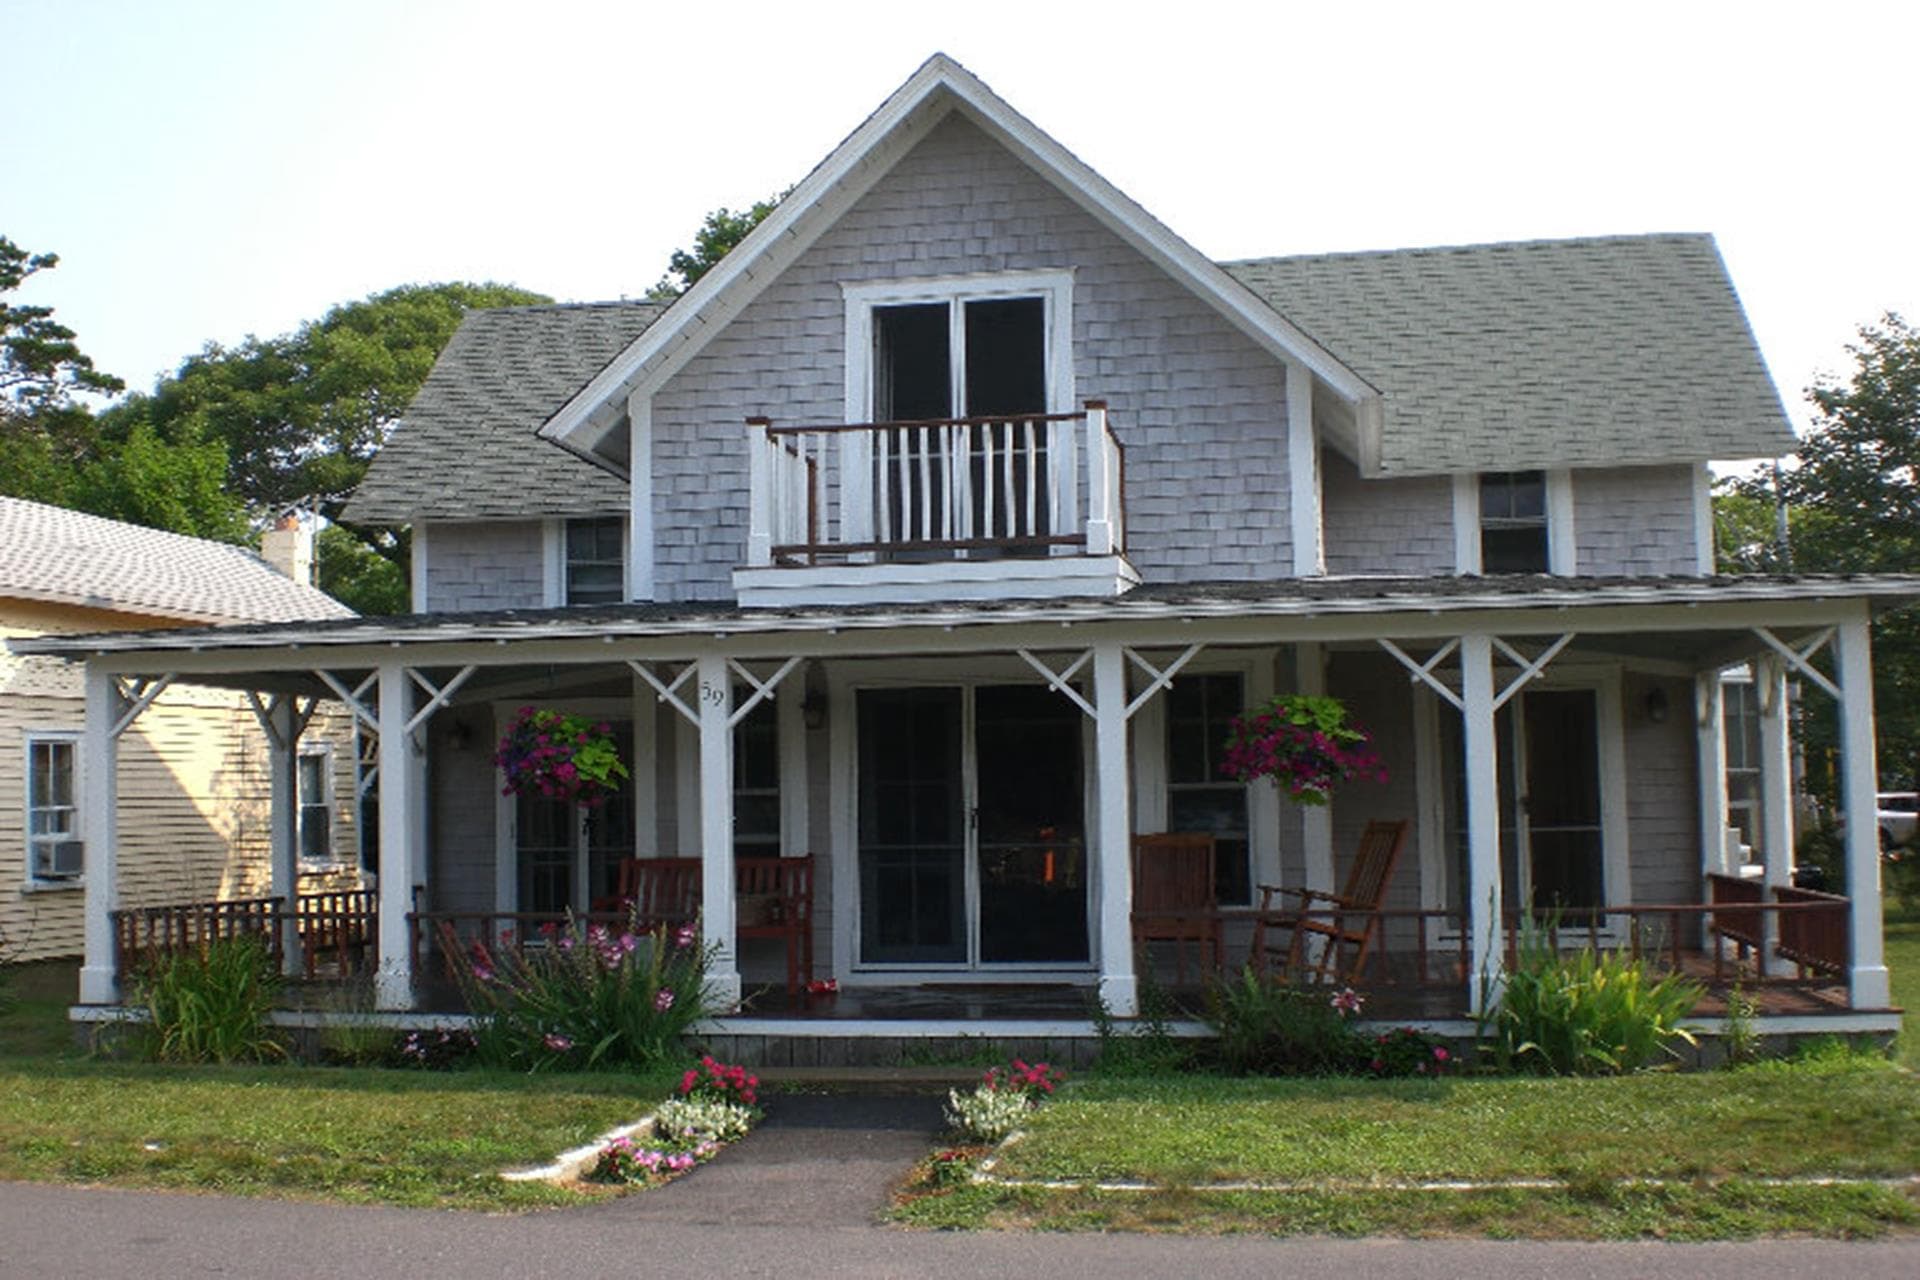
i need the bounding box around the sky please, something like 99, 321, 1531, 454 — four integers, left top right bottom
7, 0, 1918, 441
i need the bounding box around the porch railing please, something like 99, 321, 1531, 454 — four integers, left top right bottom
744, 401, 1126, 565
111, 888, 378, 982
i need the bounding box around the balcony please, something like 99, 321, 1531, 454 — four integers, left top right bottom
733, 401, 1138, 607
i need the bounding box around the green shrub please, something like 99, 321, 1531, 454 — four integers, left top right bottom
137, 935, 286, 1064
1204, 966, 1368, 1075
450, 917, 716, 1071
1483, 925, 1702, 1075
1088, 969, 1193, 1076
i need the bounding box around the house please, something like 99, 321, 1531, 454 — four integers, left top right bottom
18, 56, 1914, 1052
0, 498, 361, 964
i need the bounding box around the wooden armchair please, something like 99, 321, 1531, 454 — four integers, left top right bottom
1250, 818, 1409, 983
612, 854, 816, 998
614, 857, 703, 929
1131, 832, 1222, 984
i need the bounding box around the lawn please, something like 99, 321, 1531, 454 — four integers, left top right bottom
1889, 904, 1920, 1068
900, 1056, 1920, 1238
0, 961, 684, 1210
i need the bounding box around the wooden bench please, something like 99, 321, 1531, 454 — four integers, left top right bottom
612, 854, 815, 997
1773, 884, 1849, 980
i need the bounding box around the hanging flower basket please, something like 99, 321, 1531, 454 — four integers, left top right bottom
494, 706, 630, 807
1220, 694, 1386, 806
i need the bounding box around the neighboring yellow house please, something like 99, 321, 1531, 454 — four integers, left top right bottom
0, 498, 358, 963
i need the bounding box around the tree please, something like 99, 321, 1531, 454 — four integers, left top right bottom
0, 236, 124, 414
1725, 313, 1920, 791
645, 194, 783, 301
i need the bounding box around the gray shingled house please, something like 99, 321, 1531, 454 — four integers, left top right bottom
21, 56, 1914, 1053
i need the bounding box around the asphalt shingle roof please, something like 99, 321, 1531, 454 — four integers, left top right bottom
342, 300, 666, 524
0, 497, 354, 625
1224, 233, 1797, 476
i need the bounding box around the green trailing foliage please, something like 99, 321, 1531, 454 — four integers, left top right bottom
1482, 924, 1702, 1075
136, 936, 286, 1064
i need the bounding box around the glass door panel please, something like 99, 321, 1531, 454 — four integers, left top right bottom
974, 685, 1087, 963
858, 687, 966, 963
1522, 689, 1606, 918
517, 794, 575, 915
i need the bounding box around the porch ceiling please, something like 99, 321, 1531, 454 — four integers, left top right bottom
13, 574, 1920, 674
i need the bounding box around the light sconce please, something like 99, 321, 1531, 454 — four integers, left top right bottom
1644, 687, 1670, 725
447, 719, 475, 751
801, 692, 827, 732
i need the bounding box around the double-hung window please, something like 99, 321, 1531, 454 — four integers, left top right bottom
733, 690, 781, 859
1480, 471, 1549, 573
1165, 673, 1253, 904
26, 734, 82, 884
564, 516, 626, 605
298, 746, 334, 864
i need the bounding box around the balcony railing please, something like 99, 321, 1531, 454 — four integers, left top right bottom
744, 401, 1125, 566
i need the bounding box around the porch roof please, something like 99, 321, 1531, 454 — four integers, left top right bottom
14, 573, 1920, 662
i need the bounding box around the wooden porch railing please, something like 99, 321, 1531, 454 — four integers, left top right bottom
111, 888, 377, 981
745, 402, 1126, 565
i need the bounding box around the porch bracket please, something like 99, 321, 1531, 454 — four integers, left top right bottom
110, 673, 176, 739
1752, 626, 1840, 701
315, 670, 381, 735
1015, 648, 1097, 719
405, 664, 479, 739
1490, 634, 1575, 711
727, 656, 802, 729
1123, 643, 1204, 720
628, 659, 701, 726
1377, 638, 1463, 711
246, 692, 321, 751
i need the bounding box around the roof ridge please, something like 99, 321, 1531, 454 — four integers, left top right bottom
470, 299, 670, 317
1221, 231, 1714, 269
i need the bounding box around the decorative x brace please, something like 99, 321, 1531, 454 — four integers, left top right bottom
629, 660, 700, 726
727, 657, 801, 729
1378, 638, 1463, 710
406, 665, 478, 738
1752, 626, 1839, 701
1015, 649, 1096, 718
1123, 644, 1204, 719
315, 671, 380, 735
245, 692, 320, 751
1378, 634, 1575, 712
110, 674, 177, 739
1490, 635, 1575, 711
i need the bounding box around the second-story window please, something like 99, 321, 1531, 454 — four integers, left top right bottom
1480, 471, 1549, 573
565, 517, 625, 605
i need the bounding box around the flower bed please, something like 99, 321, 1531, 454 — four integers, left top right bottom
586, 1056, 763, 1189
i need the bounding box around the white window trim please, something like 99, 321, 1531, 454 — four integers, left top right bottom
24, 730, 83, 888
410, 521, 430, 613
841, 269, 1077, 424
1692, 461, 1716, 576
297, 741, 339, 869
1454, 469, 1576, 576
545, 516, 629, 608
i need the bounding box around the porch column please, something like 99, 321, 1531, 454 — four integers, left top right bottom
1295, 642, 1335, 893
1755, 654, 1795, 976
374, 664, 416, 1010
1694, 672, 1731, 878
1092, 640, 1137, 1015
1835, 615, 1891, 1008
266, 696, 304, 976
1460, 633, 1503, 1013
78, 664, 122, 1005
696, 653, 741, 1009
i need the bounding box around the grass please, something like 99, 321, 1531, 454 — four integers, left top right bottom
895, 1056, 1920, 1238
1888, 904, 1920, 1068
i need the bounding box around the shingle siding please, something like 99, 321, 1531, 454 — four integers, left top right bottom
1575, 466, 1702, 576
421, 520, 546, 612
1624, 674, 1700, 906
1320, 449, 1455, 575
649, 112, 1294, 601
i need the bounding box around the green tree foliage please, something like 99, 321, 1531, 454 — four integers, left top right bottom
1724, 314, 1920, 789
0, 236, 124, 412
645, 194, 783, 301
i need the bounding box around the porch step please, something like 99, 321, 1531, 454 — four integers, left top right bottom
755, 1065, 983, 1090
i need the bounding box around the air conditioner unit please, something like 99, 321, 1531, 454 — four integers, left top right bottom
46, 840, 85, 879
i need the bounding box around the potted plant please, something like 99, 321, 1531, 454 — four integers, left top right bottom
494, 706, 630, 807
1220, 694, 1385, 804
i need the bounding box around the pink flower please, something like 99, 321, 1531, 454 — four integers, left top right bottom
1330, 987, 1365, 1016
1433, 1046, 1450, 1062
544, 1033, 573, 1052
654, 988, 675, 1012
673, 923, 698, 950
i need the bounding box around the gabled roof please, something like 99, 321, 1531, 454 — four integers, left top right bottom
0, 497, 353, 626
1226, 234, 1797, 476
536, 53, 1379, 469
343, 301, 663, 524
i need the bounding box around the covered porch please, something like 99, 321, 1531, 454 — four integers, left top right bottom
36, 574, 1913, 1037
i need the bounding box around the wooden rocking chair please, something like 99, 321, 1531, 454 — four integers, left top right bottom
1130, 832, 1222, 984
1250, 819, 1410, 983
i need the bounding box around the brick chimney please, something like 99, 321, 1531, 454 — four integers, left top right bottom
259, 512, 315, 585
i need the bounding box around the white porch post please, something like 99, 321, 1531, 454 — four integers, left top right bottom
1755, 654, 1795, 976
1835, 615, 1891, 1008
696, 653, 741, 1008
1460, 633, 1503, 1013
629, 672, 659, 854
78, 664, 122, 1005
1296, 642, 1335, 894
1092, 640, 1137, 1015
1694, 672, 1731, 879
375, 664, 416, 1010
1084, 402, 1115, 556
266, 696, 304, 976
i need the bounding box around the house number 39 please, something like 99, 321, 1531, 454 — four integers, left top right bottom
699, 682, 726, 706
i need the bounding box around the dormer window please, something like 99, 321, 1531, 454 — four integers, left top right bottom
1480, 471, 1548, 573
